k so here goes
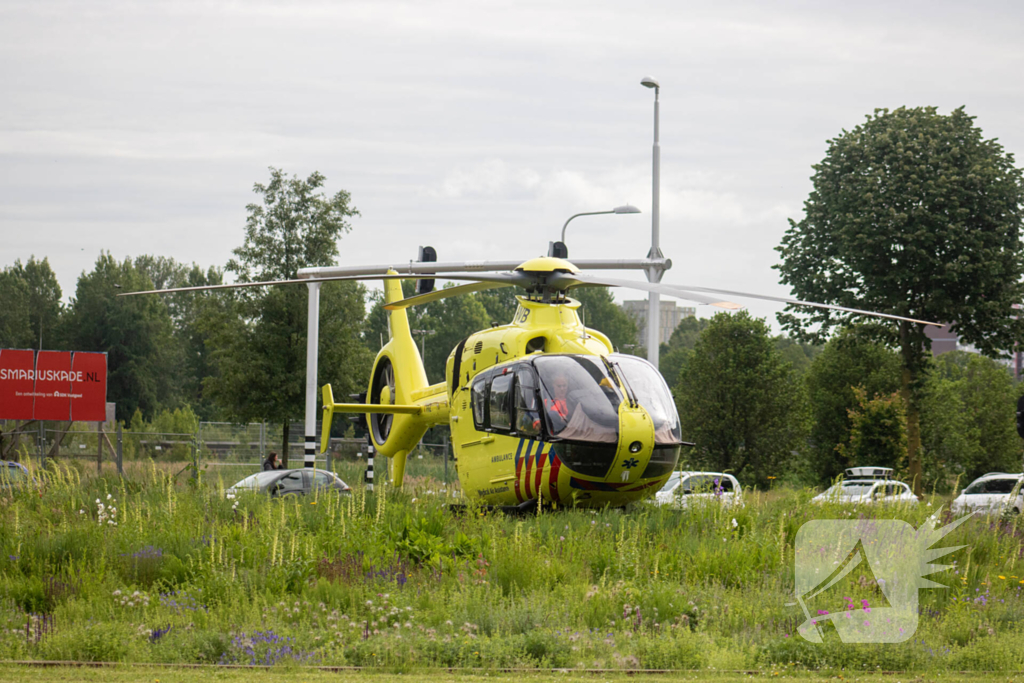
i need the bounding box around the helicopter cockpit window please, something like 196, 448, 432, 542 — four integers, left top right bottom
488, 373, 513, 431
514, 366, 541, 437
471, 378, 487, 429
534, 355, 621, 443
609, 354, 683, 445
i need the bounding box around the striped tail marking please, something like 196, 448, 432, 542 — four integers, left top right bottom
547, 450, 562, 504
514, 438, 526, 503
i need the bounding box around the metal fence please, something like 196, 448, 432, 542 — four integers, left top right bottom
3, 418, 454, 484
1, 419, 198, 477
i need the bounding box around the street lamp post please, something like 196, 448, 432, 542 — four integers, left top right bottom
411, 329, 435, 360
641, 75, 665, 369
560, 205, 641, 245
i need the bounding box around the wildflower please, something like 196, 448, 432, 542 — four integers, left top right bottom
107, 494, 112, 500
731, 518, 738, 528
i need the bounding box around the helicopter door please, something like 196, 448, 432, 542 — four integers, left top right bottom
514, 366, 541, 438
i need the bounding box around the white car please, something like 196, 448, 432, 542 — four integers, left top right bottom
951, 473, 1023, 516
812, 467, 917, 506
655, 471, 743, 508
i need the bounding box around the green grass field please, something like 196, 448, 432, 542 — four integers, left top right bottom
2, 666, 1024, 683
2, 458, 1024, 673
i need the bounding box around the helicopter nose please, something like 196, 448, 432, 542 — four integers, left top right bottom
610, 404, 654, 484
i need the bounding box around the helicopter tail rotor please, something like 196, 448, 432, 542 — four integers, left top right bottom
342, 271, 448, 488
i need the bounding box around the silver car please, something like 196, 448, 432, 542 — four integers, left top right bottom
951, 473, 1023, 516
226, 469, 351, 499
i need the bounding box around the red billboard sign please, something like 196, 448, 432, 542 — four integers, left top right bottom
0, 349, 35, 420
70, 352, 107, 421
34, 350, 73, 420
0, 349, 108, 421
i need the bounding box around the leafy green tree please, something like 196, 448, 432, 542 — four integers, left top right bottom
919, 351, 1021, 489
64, 253, 178, 421
674, 311, 808, 487
773, 336, 820, 379
659, 316, 711, 386
134, 256, 224, 419
837, 388, 907, 472
203, 168, 371, 465
0, 266, 32, 349
918, 372, 981, 493
0, 257, 63, 350
804, 328, 902, 484
775, 107, 1024, 494
477, 287, 521, 326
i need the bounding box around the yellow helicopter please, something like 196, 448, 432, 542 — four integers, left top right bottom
311, 252, 938, 510
129, 248, 938, 510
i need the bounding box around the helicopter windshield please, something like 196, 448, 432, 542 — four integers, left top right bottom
608, 354, 683, 445
534, 355, 621, 443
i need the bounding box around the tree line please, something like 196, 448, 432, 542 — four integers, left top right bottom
666, 312, 1023, 492
0, 169, 639, 464
4, 104, 1023, 483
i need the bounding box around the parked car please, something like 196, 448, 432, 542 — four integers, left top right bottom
951, 473, 1023, 516
226, 469, 351, 499
1, 461, 33, 491
811, 467, 917, 506
654, 471, 743, 508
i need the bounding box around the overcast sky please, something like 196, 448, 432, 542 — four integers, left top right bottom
2, 0, 1023, 329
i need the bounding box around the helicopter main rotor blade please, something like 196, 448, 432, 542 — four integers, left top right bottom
383, 280, 517, 310
560, 273, 942, 327
117, 272, 518, 297
658, 283, 942, 327
555, 273, 743, 309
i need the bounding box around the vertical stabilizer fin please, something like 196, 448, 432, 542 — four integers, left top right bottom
320, 384, 335, 454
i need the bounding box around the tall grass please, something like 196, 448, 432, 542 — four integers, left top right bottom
2, 461, 1023, 670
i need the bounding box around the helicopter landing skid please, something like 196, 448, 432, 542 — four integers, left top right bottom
445, 498, 539, 516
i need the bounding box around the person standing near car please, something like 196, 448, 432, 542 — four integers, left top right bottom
262, 451, 284, 471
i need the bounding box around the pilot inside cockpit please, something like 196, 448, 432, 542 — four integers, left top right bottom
535, 356, 621, 443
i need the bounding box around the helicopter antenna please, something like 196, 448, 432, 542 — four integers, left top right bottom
580, 302, 590, 340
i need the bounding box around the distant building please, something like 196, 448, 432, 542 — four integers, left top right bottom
925, 324, 959, 356
925, 323, 1018, 377
620, 300, 696, 347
